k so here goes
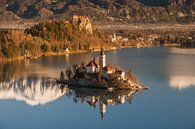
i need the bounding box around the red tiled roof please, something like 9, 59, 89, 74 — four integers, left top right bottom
86, 60, 98, 67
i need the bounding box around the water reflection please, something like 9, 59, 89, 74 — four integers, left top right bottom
0, 62, 23, 82
1, 47, 195, 129
0, 75, 138, 119
169, 75, 195, 90
65, 86, 137, 120
169, 48, 195, 55
0, 75, 70, 106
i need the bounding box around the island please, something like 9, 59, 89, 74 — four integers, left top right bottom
57, 48, 146, 91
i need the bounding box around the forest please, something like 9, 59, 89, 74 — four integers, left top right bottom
0, 19, 109, 61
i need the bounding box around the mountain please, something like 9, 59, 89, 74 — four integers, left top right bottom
0, 0, 194, 23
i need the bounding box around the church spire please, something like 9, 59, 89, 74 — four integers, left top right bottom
100, 101, 106, 121
100, 47, 105, 55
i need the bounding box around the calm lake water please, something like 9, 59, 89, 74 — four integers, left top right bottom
0, 47, 195, 129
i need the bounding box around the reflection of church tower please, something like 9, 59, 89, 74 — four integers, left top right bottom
99, 48, 106, 68
100, 102, 106, 120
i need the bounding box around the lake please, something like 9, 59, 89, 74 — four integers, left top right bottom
0, 47, 195, 129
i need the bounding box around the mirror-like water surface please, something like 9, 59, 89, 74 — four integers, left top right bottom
0, 47, 195, 129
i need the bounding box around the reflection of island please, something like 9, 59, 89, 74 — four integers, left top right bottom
169, 75, 195, 90
66, 86, 137, 119
0, 75, 140, 119
0, 75, 70, 106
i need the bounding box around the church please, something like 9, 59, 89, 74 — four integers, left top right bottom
85, 48, 125, 80
86, 48, 106, 73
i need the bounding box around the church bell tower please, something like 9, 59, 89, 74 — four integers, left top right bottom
99, 48, 106, 68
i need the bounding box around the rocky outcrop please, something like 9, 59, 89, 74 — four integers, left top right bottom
38, 8, 53, 18
73, 15, 93, 34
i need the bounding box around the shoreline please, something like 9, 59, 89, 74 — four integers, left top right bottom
1, 43, 184, 63
0, 44, 158, 63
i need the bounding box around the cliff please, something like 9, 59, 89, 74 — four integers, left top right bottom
73, 15, 93, 34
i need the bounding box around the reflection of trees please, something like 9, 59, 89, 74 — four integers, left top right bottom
0, 62, 17, 82
0, 60, 32, 82
65, 86, 138, 120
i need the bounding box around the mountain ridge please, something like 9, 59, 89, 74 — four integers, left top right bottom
0, 0, 194, 23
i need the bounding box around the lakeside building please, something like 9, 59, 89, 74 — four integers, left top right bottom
110, 33, 129, 43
